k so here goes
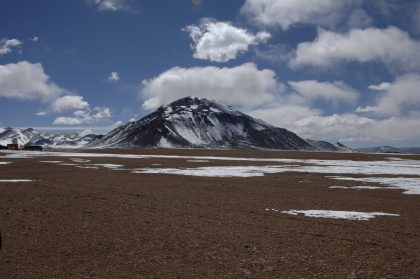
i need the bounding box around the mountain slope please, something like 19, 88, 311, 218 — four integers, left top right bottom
91, 97, 316, 150
305, 139, 352, 152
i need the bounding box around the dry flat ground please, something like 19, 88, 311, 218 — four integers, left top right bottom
0, 148, 420, 278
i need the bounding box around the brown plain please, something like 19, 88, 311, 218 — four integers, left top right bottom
1, 148, 420, 278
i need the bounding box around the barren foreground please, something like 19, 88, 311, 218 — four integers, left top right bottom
1, 149, 420, 278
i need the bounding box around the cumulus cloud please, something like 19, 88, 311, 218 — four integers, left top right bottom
250, 105, 322, 132
0, 61, 65, 101
368, 82, 391, 91
240, 0, 362, 30
86, 0, 133, 12
52, 96, 89, 112
141, 63, 281, 109
288, 80, 358, 105
53, 107, 111, 126
183, 18, 271, 62
31, 36, 39, 42
290, 27, 420, 72
370, 74, 420, 116
108, 71, 120, 82
0, 38, 22, 55
0, 61, 111, 126
250, 106, 420, 144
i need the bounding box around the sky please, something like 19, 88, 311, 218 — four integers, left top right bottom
1, 0, 420, 147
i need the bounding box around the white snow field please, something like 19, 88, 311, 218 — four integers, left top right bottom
2, 150, 420, 195
329, 186, 384, 190
0, 179, 33, 183
274, 209, 399, 221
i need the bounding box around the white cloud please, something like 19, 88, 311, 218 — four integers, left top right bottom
0, 61, 65, 101
247, 74, 420, 144
0, 61, 111, 126
371, 74, 420, 116
86, 0, 132, 12
53, 107, 111, 126
241, 0, 362, 30
31, 36, 39, 42
355, 106, 377, 113
250, 107, 420, 144
108, 71, 120, 82
0, 38, 22, 55
141, 63, 281, 109
92, 107, 111, 120
290, 27, 420, 72
35, 111, 46, 116
368, 82, 391, 91
53, 116, 85, 126
288, 80, 358, 105
183, 18, 271, 62
52, 96, 89, 112
250, 105, 322, 132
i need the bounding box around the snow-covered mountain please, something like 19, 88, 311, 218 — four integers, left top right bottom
305, 139, 352, 152
356, 146, 420, 154
0, 127, 102, 148
90, 97, 316, 150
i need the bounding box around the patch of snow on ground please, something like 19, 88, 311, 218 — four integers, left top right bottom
41, 161, 64, 163
330, 176, 420, 195
386, 157, 404, 161
133, 166, 295, 177
75, 166, 99, 169
0, 162, 11, 165
276, 209, 399, 221
0, 179, 33, 183
93, 164, 124, 169
186, 160, 210, 163
70, 158, 91, 163
329, 186, 384, 190
59, 163, 77, 166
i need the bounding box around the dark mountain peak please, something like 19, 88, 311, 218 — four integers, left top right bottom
90, 97, 316, 150
162, 96, 240, 116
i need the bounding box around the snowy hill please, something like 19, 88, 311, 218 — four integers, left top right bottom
305, 139, 352, 152
90, 97, 316, 150
0, 127, 102, 148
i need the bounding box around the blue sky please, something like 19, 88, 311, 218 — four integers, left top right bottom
1, 0, 420, 147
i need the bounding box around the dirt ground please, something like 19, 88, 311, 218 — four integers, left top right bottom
0, 148, 419, 278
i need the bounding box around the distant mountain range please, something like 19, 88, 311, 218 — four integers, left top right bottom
0, 127, 102, 148
355, 146, 420, 154
3, 97, 417, 153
